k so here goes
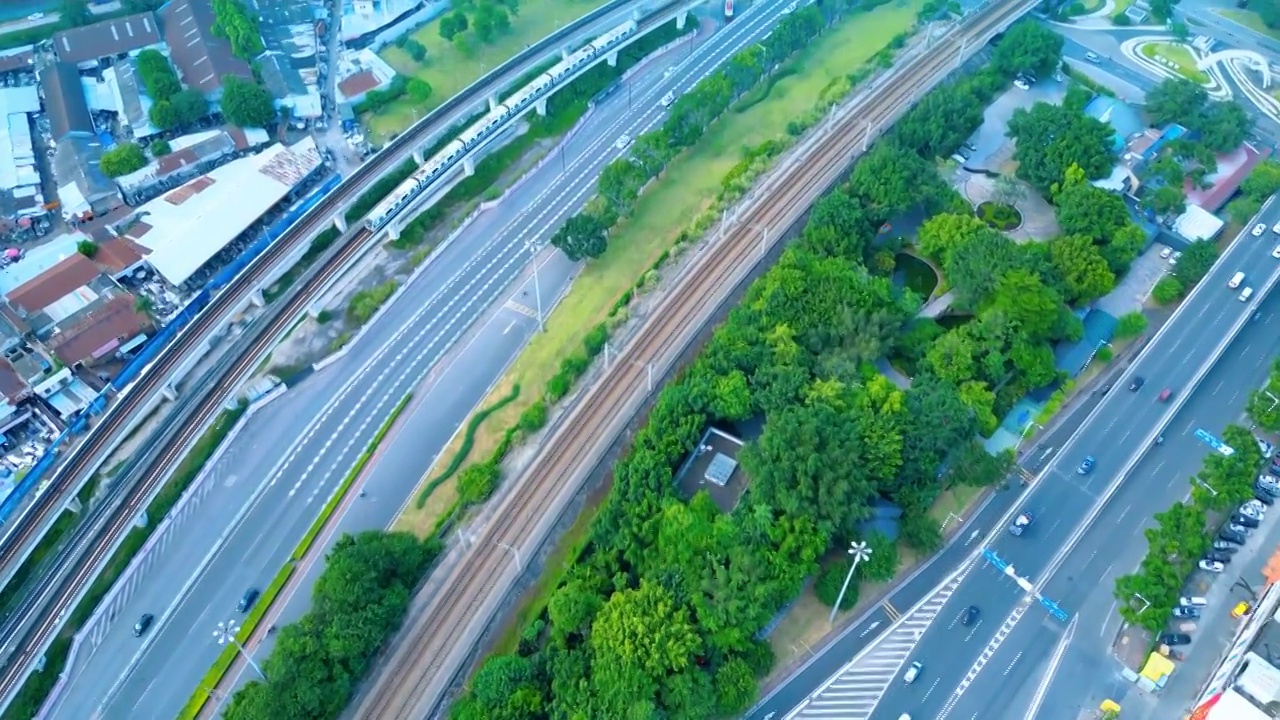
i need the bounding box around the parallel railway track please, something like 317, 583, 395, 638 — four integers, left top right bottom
353, 2, 1032, 717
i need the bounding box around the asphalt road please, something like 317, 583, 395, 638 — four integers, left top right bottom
866, 211, 1280, 720
40, 3, 805, 718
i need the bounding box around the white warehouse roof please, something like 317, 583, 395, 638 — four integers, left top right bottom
121, 136, 322, 286
1173, 204, 1225, 242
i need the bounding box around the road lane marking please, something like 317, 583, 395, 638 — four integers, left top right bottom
936, 604, 1027, 720
1023, 616, 1077, 720
883, 602, 901, 621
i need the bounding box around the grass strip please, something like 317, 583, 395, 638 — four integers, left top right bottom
414, 385, 520, 509
176, 392, 414, 720
2, 403, 248, 720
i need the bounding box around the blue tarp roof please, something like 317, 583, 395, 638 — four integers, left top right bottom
1086, 96, 1146, 153
1053, 308, 1119, 377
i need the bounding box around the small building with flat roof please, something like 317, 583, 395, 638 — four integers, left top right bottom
1172, 205, 1226, 243
1185, 143, 1272, 213
115, 136, 323, 287
257, 0, 323, 119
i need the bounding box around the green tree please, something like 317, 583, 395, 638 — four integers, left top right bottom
988, 268, 1063, 342
550, 212, 609, 261
1247, 360, 1280, 431
220, 76, 276, 127
857, 532, 899, 582
1226, 195, 1263, 225
1113, 311, 1148, 339
61, 0, 92, 27
1048, 234, 1115, 303
943, 227, 1026, 308
439, 11, 469, 41
713, 658, 758, 716
1148, 185, 1186, 216
590, 580, 701, 680
849, 142, 943, 218
990, 21, 1064, 78
407, 77, 433, 103
1150, 275, 1183, 304
1007, 103, 1114, 193
150, 139, 172, 157
1197, 101, 1251, 153
136, 48, 182, 101
211, 0, 265, 59
916, 212, 990, 265
1174, 240, 1219, 286
1053, 180, 1130, 243
99, 143, 148, 177
1144, 78, 1208, 127
1242, 159, 1280, 201
1101, 222, 1147, 273
814, 556, 859, 610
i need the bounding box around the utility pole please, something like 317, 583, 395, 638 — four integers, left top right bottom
829, 541, 872, 625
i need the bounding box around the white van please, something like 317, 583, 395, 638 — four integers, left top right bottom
1240, 287, 1255, 302
1229, 271, 1245, 289
1180, 595, 1209, 607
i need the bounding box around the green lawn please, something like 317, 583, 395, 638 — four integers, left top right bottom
1218, 8, 1280, 40
369, 0, 610, 143
1140, 42, 1209, 84
395, 0, 925, 536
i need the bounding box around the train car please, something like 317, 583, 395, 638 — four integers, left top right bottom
589, 20, 638, 52
503, 78, 549, 114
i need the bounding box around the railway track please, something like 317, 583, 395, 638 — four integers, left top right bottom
352, 2, 1032, 717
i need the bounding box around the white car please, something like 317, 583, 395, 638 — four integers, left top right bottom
1239, 503, 1264, 518
1273, 245, 1280, 259
1245, 498, 1267, 512
26, 13, 44, 21
1253, 223, 1268, 237
1085, 51, 1101, 63
1159, 246, 1173, 259
1014, 78, 1031, 90
660, 91, 675, 108
614, 134, 632, 150
1229, 523, 1253, 535
1169, 251, 1182, 266
1199, 559, 1226, 573
903, 661, 922, 684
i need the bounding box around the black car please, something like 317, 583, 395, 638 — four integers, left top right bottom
1219, 529, 1247, 545
1232, 514, 1261, 529
237, 588, 260, 614
1159, 632, 1192, 646
134, 613, 154, 637
961, 605, 980, 626
1129, 377, 1145, 391
1204, 551, 1233, 564
1172, 606, 1201, 619
1212, 540, 1239, 553
1256, 492, 1276, 506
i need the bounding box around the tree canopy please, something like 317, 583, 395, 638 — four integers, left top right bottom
1144, 78, 1252, 153
1007, 102, 1114, 192
99, 143, 148, 178
220, 76, 276, 128
990, 21, 1064, 79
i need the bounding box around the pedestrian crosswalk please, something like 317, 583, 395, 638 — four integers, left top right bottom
787, 567, 971, 720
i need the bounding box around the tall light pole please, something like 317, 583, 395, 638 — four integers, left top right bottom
829, 541, 872, 625
214, 620, 267, 682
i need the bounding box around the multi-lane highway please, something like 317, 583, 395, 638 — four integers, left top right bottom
39, 4, 810, 718
862, 211, 1280, 719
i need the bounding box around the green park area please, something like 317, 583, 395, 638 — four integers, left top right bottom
1140, 42, 1209, 84
395, 0, 926, 537
369, 0, 611, 143
1218, 8, 1280, 40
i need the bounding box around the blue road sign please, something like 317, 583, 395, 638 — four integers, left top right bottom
1038, 595, 1070, 622
984, 549, 1008, 572
1195, 428, 1235, 456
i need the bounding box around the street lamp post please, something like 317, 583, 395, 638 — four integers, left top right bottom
499, 542, 523, 572
213, 620, 267, 682
829, 541, 872, 625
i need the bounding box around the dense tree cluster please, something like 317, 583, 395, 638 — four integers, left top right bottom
439, 0, 519, 45
451, 35, 1087, 715
554, 0, 885, 260
136, 49, 209, 130
1114, 424, 1264, 631
223, 532, 441, 720
1227, 158, 1280, 225
1051, 164, 1145, 272
99, 143, 148, 178
220, 75, 277, 128
1259, 0, 1280, 28
1007, 102, 1114, 192
1145, 78, 1252, 154
989, 22, 1064, 79
1248, 358, 1280, 431
211, 0, 264, 60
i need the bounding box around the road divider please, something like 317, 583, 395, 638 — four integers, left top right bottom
176, 392, 414, 720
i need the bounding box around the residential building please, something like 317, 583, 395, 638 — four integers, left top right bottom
340, 0, 422, 43
158, 0, 253, 100
1184, 142, 1272, 214
257, 0, 324, 119
334, 48, 396, 105
39, 62, 120, 221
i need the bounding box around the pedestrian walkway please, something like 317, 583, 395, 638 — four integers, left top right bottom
787, 565, 973, 719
